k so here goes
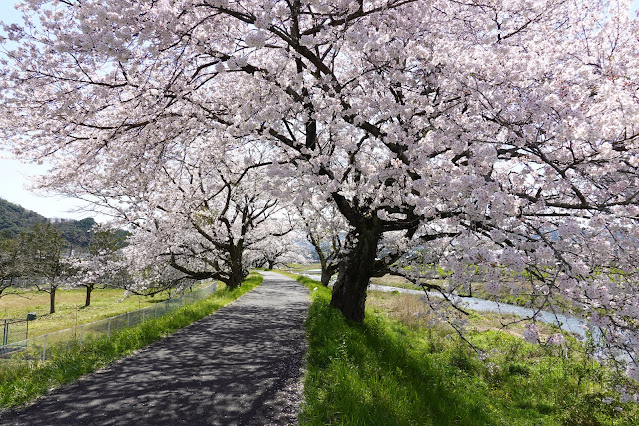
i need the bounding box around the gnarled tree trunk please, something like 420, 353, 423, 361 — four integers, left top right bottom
319, 256, 339, 287
226, 259, 245, 289
224, 244, 248, 290
320, 267, 333, 287
329, 227, 381, 323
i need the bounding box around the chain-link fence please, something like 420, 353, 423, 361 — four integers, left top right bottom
0, 319, 29, 356
0, 281, 217, 361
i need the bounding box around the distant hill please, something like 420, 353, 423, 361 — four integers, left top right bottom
53, 217, 97, 252
0, 198, 48, 237
0, 197, 96, 250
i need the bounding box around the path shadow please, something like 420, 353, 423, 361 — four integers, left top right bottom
1, 273, 309, 426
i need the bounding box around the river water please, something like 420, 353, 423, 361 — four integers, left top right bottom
300, 270, 592, 339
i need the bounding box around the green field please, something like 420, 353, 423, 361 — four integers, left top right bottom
0, 284, 213, 338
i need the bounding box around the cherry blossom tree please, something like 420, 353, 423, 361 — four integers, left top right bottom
116, 148, 289, 290
249, 229, 310, 270
299, 200, 346, 287
18, 223, 68, 314
67, 227, 126, 307
1, 1, 639, 372
162, 186, 285, 289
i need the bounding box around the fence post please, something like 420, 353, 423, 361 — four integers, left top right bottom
127, 311, 130, 327
42, 334, 47, 362
107, 318, 111, 338
80, 325, 84, 345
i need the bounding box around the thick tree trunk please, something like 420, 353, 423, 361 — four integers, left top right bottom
224, 245, 246, 290
85, 285, 93, 307
49, 286, 56, 314
267, 260, 275, 270
329, 228, 380, 323
226, 270, 243, 289
226, 254, 245, 289
320, 270, 332, 287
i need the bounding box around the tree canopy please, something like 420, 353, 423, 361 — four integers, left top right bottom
1, 0, 639, 378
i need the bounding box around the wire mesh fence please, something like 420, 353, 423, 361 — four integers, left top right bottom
0, 319, 29, 356
0, 281, 217, 361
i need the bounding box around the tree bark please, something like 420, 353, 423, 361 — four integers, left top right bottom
226, 271, 243, 289
320, 269, 332, 287
49, 285, 56, 314
329, 228, 381, 322
226, 253, 246, 289
320, 259, 338, 287
311, 234, 339, 287
85, 284, 93, 307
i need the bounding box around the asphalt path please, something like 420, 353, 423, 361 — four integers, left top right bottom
0, 271, 310, 426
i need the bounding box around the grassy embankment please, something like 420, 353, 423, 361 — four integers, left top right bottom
0, 274, 262, 410
283, 272, 638, 425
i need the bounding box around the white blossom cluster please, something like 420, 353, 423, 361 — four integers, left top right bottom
1, 0, 639, 386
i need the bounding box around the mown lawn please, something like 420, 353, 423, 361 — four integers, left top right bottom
0, 282, 214, 338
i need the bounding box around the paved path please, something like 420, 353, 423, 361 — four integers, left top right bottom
0, 271, 309, 426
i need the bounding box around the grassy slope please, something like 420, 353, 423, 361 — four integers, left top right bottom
0, 274, 262, 410
286, 273, 638, 426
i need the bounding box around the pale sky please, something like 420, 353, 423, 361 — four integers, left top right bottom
0, 0, 638, 220
0, 0, 98, 220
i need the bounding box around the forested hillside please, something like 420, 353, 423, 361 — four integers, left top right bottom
54, 217, 96, 251
0, 198, 95, 249
0, 198, 47, 237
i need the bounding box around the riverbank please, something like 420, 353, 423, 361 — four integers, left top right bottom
297, 269, 592, 340
289, 273, 639, 425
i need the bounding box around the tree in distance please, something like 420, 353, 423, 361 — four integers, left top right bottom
18, 223, 67, 314
117, 151, 293, 292
67, 227, 127, 307
299, 200, 345, 287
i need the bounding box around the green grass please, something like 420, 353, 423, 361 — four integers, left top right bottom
0, 274, 262, 410
289, 273, 638, 426
0, 283, 215, 337
282, 263, 322, 272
